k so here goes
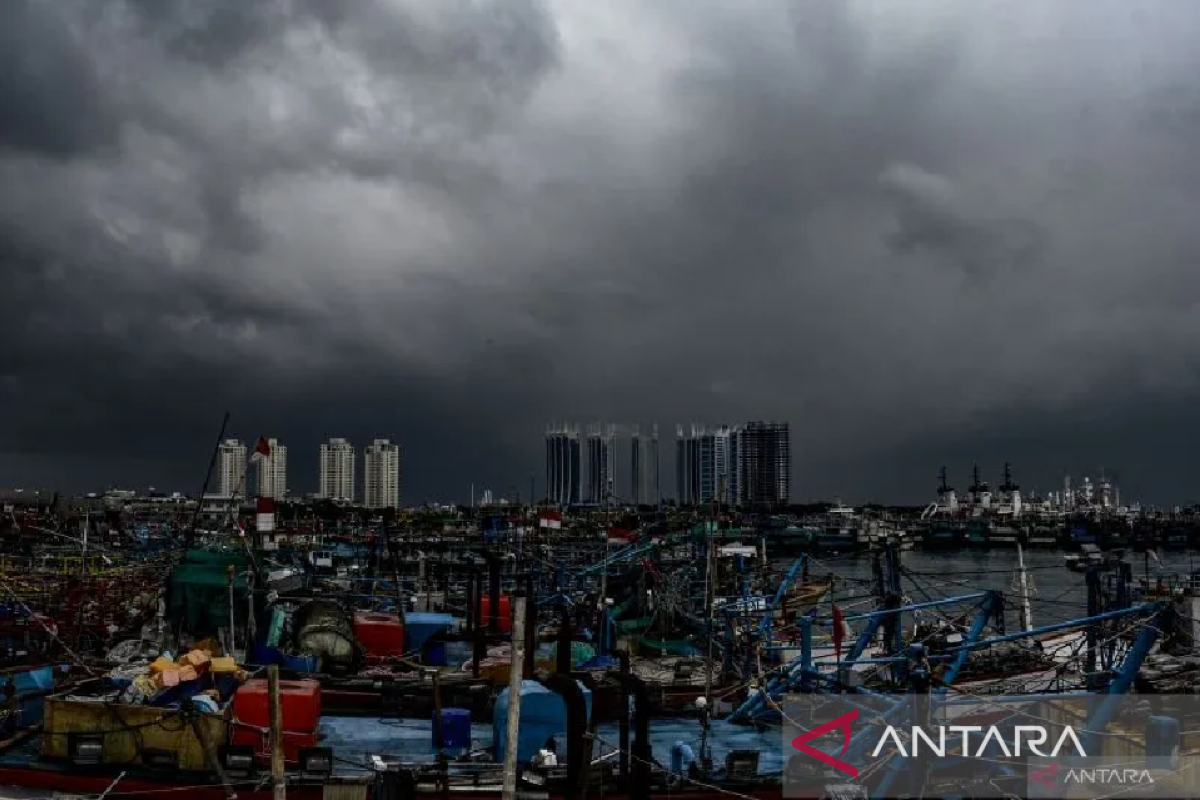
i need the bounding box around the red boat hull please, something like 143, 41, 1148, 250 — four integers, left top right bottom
0, 766, 806, 800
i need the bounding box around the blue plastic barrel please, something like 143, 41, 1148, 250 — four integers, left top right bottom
249, 643, 280, 665
671, 741, 696, 775
1147, 715, 1181, 769
282, 653, 317, 673
425, 641, 446, 666
437, 708, 472, 751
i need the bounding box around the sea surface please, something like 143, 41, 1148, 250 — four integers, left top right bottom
785, 548, 1198, 627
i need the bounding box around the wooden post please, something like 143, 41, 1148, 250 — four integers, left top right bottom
501, 596, 527, 800
431, 670, 444, 758
192, 712, 237, 800
267, 664, 286, 800
227, 566, 237, 660
431, 668, 446, 797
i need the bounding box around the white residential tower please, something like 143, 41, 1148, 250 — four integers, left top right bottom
319, 438, 356, 503
255, 438, 288, 499
217, 439, 247, 497
363, 438, 401, 509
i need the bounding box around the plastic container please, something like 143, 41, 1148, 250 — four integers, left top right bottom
492, 679, 592, 763
248, 643, 281, 665
479, 595, 512, 633
232, 679, 321, 732
1148, 715, 1181, 769
436, 708, 471, 751
424, 641, 446, 667
231, 727, 319, 763
353, 611, 404, 657
281, 653, 318, 673
12, 666, 55, 694
404, 613, 455, 653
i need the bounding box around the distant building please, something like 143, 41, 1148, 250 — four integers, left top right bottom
217, 439, 247, 497
737, 421, 791, 506
0, 488, 54, 511
629, 424, 662, 505
545, 425, 582, 506
255, 438, 288, 499
675, 426, 687, 504
648, 425, 660, 504
586, 425, 615, 504
631, 427, 643, 505
363, 438, 400, 509
713, 425, 738, 505
675, 424, 708, 505
319, 438, 356, 503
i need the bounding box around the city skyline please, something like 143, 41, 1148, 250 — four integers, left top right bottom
2, 427, 1150, 508
205, 435, 400, 505
6, 3, 1200, 506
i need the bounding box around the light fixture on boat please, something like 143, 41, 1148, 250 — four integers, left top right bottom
142, 748, 179, 769
67, 733, 104, 765
218, 744, 256, 779
724, 750, 760, 780
299, 746, 334, 777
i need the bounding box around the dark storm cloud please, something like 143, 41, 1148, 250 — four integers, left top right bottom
0, 2, 120, 157
4, 0, 1200, 503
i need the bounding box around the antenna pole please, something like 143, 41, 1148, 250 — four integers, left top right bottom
187, 411, 230, 544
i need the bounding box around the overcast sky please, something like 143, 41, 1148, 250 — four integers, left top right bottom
3, 0, 1200, 505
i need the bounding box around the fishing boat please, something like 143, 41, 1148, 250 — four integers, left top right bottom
1065, 543, 1125, 572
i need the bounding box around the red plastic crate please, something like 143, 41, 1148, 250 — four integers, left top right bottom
231, 728, 319, 764
479, 595, 512, 633
353, 611, 404, 657
232, 679, 321, 732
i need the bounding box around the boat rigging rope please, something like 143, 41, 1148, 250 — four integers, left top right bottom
0, 577, 97, 676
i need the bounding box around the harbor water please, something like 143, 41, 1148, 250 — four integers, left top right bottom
795, 547, 1195, 626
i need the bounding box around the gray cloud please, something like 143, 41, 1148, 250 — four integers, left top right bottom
0, 2, 120, 157
3, 0, 1200, 504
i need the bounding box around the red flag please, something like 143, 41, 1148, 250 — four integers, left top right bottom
251, 436, 271, 461
831, 604, 845, 664
607, 527, 636, 546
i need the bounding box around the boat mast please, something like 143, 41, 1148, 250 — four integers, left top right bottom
1015, 541, 1033, 631
703, 475, 723, 710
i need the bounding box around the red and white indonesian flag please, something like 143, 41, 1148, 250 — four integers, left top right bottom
256, 496, 276, 533
539, 510, 563, 530
250, 436, 271, 463
607, 527, 636, 546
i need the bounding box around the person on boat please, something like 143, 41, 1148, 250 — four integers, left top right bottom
908, 643, 933, 693
695, 695, 711, 732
